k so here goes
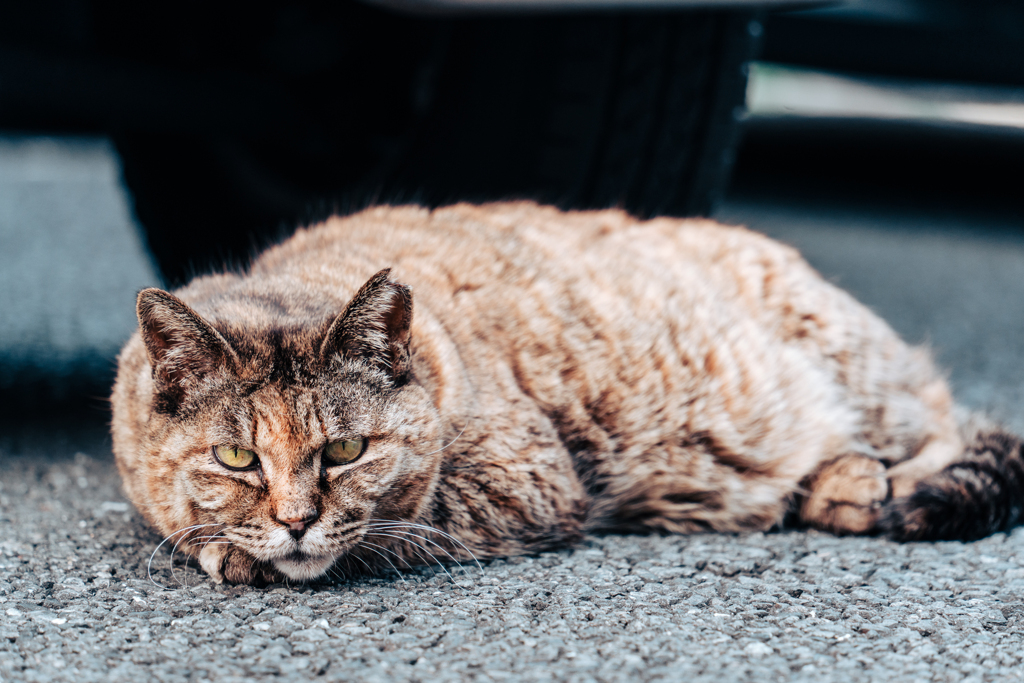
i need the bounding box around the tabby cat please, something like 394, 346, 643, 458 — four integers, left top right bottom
111, 202, 1024, 585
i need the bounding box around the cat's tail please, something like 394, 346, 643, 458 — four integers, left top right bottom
880, 421, 1024, 541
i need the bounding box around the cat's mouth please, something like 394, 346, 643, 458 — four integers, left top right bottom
272, 550, 335, 581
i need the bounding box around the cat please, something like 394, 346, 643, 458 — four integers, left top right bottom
111, 201, 1024, 586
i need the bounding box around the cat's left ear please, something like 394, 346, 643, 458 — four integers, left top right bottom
320, 268, 413, 383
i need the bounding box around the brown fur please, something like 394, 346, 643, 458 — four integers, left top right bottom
111, 201, 1008, 585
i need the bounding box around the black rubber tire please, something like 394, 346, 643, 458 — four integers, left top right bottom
395, 12, 758, 217
117, 11, 760, 286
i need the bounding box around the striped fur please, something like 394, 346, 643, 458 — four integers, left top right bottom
110, 202, 1024, 585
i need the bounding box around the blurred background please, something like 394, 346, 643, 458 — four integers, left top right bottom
1, 0, 1023, 422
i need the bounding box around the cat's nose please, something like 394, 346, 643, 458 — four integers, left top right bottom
275, 508, 319, 539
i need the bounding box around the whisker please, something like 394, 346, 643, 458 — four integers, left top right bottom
371, 528, 469, 583
338, 556, 356, 583
421, 421, 470, 457
366, 519, 483, 572
367, 523, 477, 577
327, 566, 346, 585
169, 536, 188, 589
365, 531, 458, 585
187, 534, 230, 549
347, 551, 377, 578
364, 535, 442, 583
169, 529, 202, 590
371, 521, 480, 563
358, 542, 408, 583
147, 523, 225, 590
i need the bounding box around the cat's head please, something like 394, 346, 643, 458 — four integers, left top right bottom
129, 269, 445, 583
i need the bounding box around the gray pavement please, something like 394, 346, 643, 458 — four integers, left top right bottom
0, 135, 160, 399
3, 136, 1024, 682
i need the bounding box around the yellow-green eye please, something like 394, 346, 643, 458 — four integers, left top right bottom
213, 445, 257, 470
324, 438, 367, 465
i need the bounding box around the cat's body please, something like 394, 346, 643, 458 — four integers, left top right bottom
112, 202, 1024, 585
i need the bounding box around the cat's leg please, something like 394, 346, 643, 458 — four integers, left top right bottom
886, 437, 964, 499
799, 435, 963, 535
881, 421, 1024, 540
882, 373, 966, 499
800, 346, 965, 534
799, 454, 890, 534
198, 543, 285, 586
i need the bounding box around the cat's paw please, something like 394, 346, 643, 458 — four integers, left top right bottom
198, 543, 230, 583
198, 543, 285, 586
800, 454, 890, 534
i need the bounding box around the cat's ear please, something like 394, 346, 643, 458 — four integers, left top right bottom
319, 268, 413, 382
136, 288, 239, 402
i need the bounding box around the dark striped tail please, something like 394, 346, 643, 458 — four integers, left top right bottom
880, 425, 1024, 541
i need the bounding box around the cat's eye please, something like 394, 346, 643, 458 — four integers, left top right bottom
324, 438, 367, 465
213, 445, 258, 470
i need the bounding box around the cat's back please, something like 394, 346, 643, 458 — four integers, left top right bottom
252, 200, 815, 317
252, 201, 876, 405
164, 200, 891, 391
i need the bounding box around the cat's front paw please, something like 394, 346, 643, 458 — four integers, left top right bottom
800, 454, 890, 534
198, 543, 285, 586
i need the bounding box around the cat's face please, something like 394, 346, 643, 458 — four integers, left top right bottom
133, 270, 444, 583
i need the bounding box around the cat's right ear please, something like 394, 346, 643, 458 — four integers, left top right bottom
136, 289, 238, 404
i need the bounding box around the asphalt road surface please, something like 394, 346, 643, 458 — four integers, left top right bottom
2, 131, 1024, 682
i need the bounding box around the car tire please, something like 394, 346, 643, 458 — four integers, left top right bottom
116, 10, 761, 285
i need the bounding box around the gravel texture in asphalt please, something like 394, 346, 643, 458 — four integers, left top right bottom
2, 136, 1024, 682
3, 423, 1024, 683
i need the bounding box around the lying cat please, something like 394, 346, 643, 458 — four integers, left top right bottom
111, 202, 1024, 585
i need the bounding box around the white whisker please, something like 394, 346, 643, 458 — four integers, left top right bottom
364, 531, 458, 585
339, 556, 357, 581
347, 551, 376, 577
359, 542, 409, 583
364, 535, 443, 582
147, 523, 225, 590
368, 526, 468, 575
366, 520, 483, 572
327, 566, 347, 584
187, 533, 231, 550
420, 421, 470, 457
169, 535, 190, 589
